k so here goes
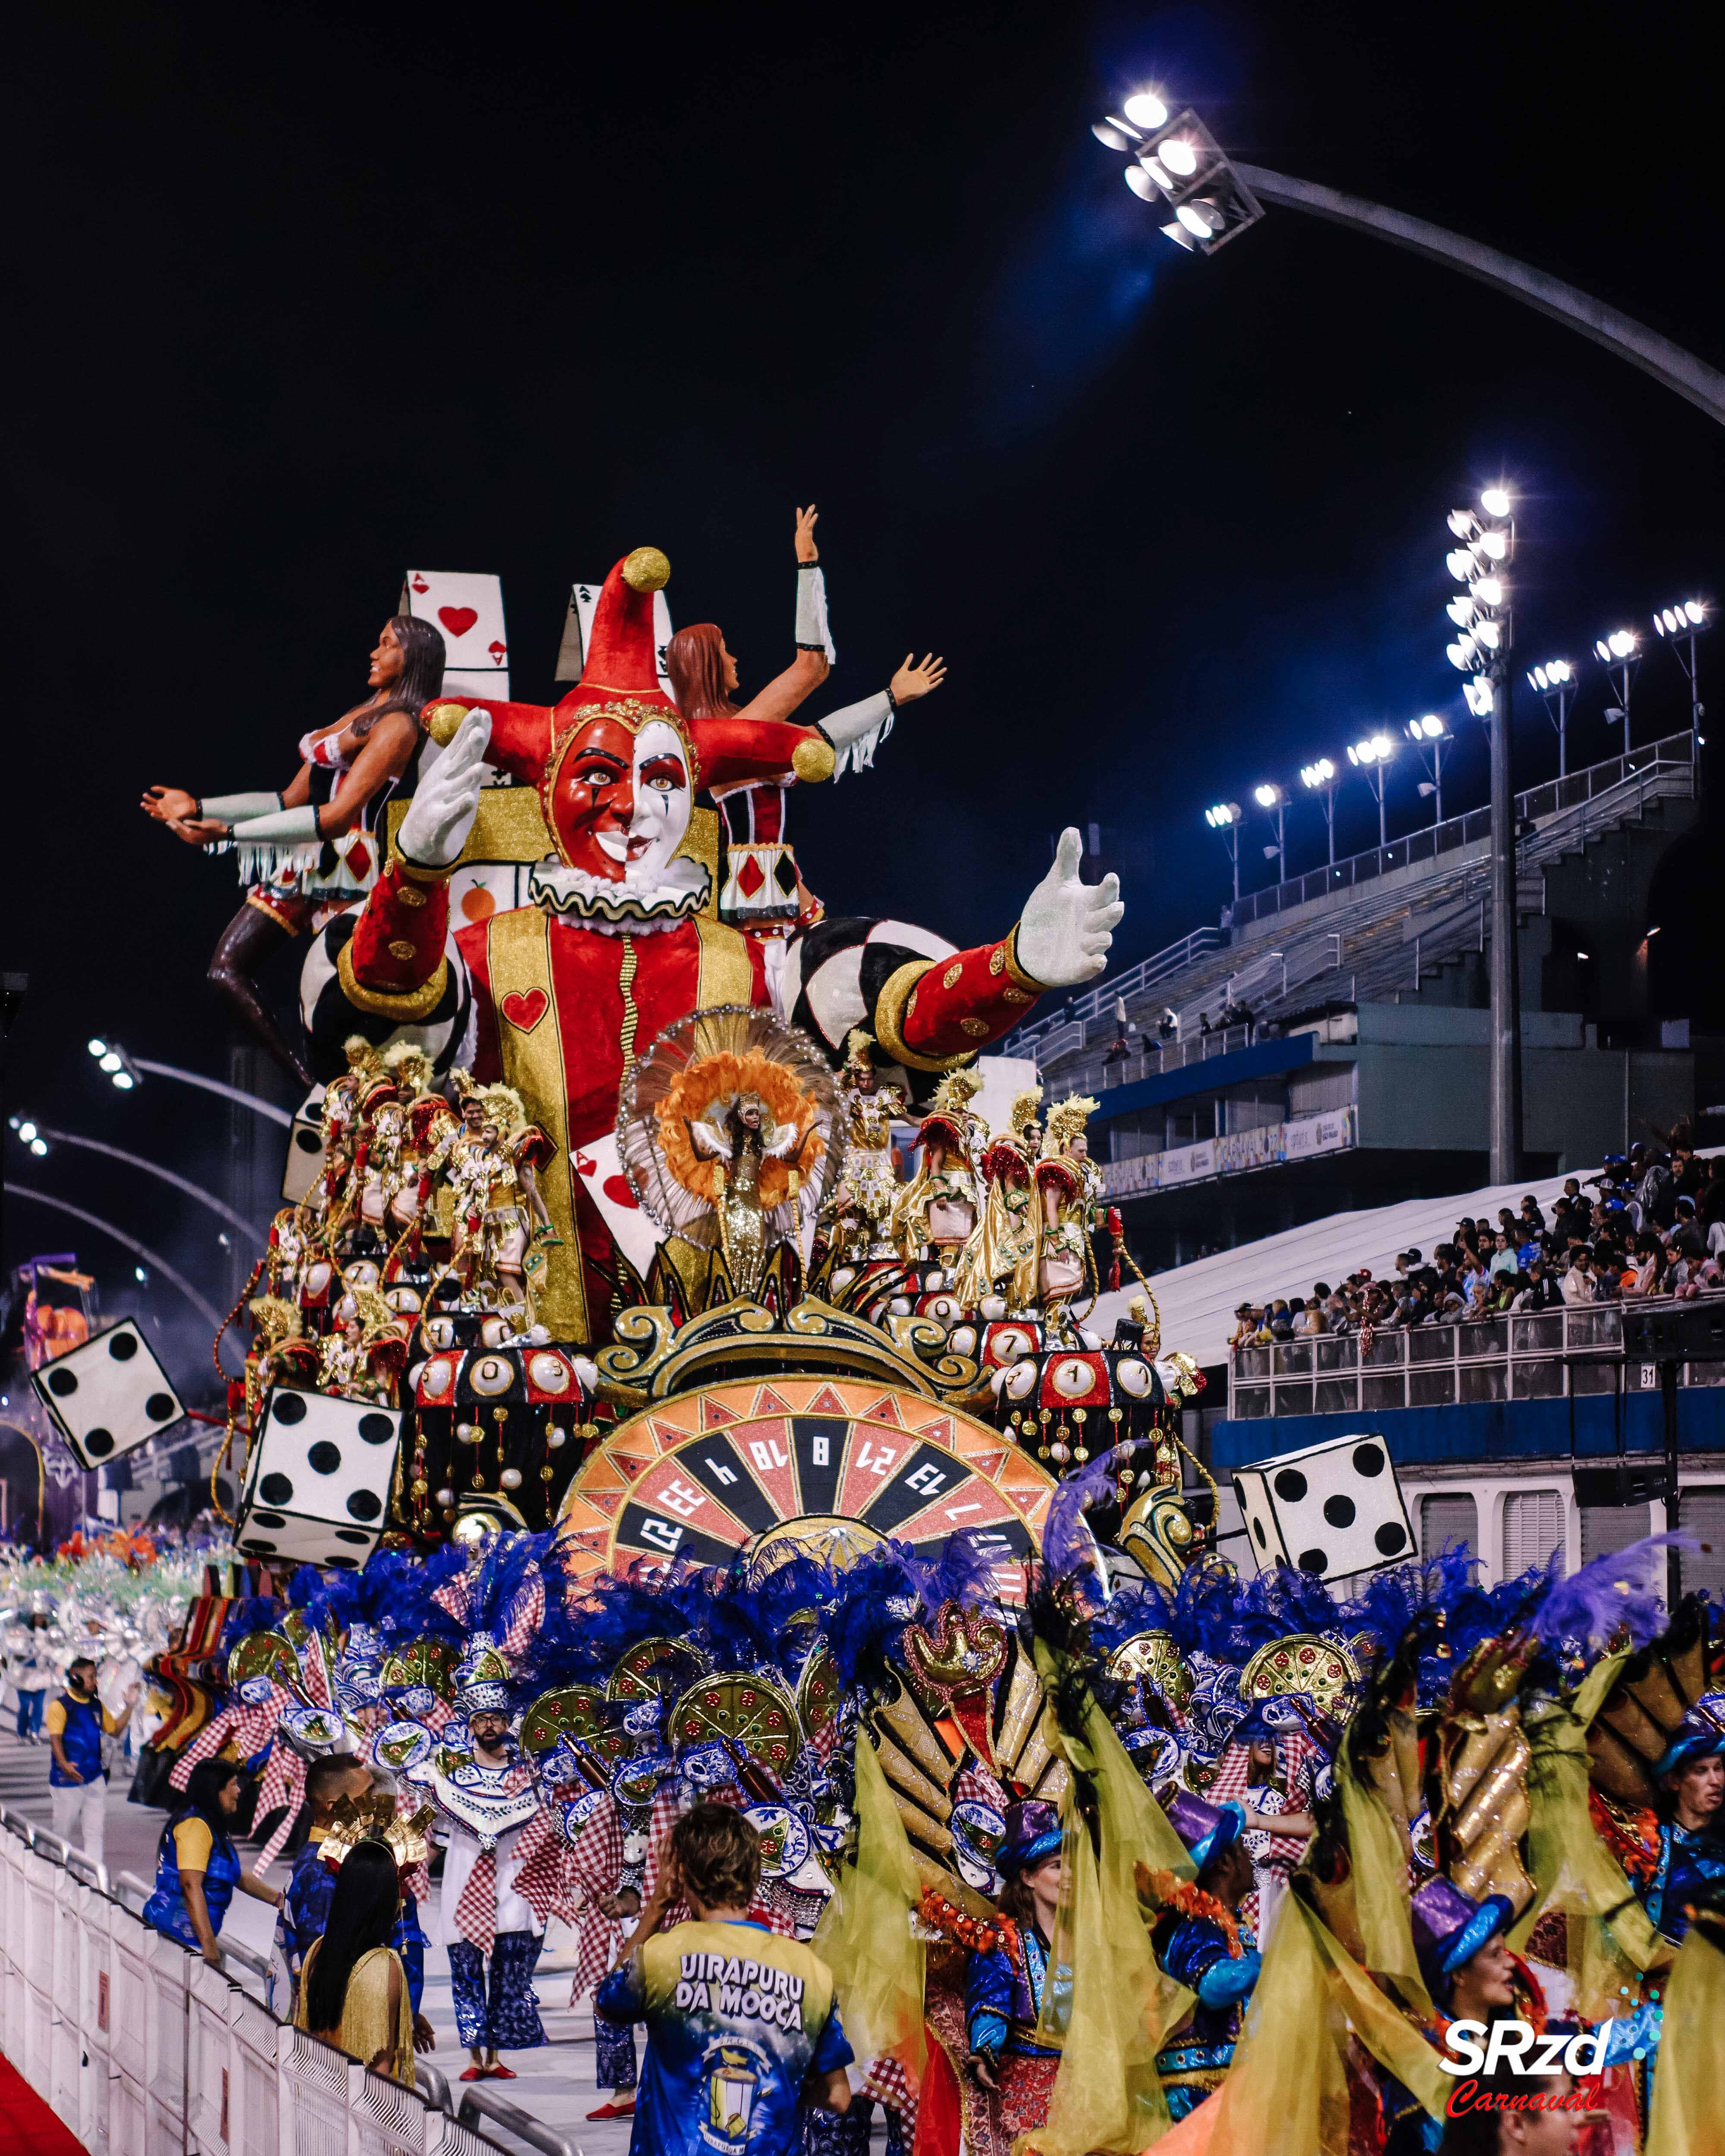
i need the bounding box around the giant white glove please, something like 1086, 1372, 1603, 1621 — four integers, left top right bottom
396, 708, 493, 868
1013, 827, 1124, 989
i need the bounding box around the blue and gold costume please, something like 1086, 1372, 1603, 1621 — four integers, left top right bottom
1148, 1902, 1260, 2119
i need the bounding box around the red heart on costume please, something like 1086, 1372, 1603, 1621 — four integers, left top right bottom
411, 575, 429, 594
438, 606, 479, 639
602, 1174, 640, 1210
574, 1150, 597, 1177
500, 988, 548, 1033
488, 641, 507, 663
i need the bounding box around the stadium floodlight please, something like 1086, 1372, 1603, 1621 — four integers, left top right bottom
1527, 659, 1578, 774
1446, 548, 1481, 583
30, 1137, 47, 1156
14, 1120, 38, 1144
1650, 597, 1709, 739
87, 1038, 108, 1058
1595, 628, 1642, 745
1091, 94, 1264, 255
1407, 715, 1453, 821
1480, 486, 1512, 518
1346, 735, 1394, 846
1463, 677, 1495, 718
1123, 90, 1169, 129
1204, 800, 1244, 906
1254, 784, 1287, 877
1300, 758, 1341, 864
86, 1036, 146, 1091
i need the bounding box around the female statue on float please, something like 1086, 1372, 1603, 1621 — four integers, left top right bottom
141, 611, 447, 1087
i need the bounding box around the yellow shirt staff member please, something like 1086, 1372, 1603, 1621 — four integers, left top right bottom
142, 1760, 283, 1962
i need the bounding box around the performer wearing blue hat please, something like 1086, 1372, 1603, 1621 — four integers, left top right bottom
1138, 1790, 1262, 2121
1633, 1695, 1725, 1944
962, 1799, 1070, 2146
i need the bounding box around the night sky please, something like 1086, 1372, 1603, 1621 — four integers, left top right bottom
7, 0, 1722, 1394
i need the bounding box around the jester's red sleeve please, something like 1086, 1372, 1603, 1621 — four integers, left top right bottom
340, 858, 452, 1012
871, 928, 1046, 1072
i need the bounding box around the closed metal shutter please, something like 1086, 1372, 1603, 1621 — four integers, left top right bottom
1581, 1501, 1652, 1563
1502, 1489, 1565, 1576
1676, 1486, 1725, 1600
1421, 1493, 1479, 1562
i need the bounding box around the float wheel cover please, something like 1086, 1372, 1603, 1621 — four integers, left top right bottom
556, 1376, 1054, 1603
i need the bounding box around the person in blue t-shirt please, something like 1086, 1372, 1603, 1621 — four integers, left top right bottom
143, 1759, 284, 1962
596, 1802, 852, 2155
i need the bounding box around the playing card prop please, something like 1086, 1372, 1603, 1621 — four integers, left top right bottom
32, 1320, 184, 1470
555, 578, 673, 690
281, 1083, 327, 1203
1233, 1432, 1413, 1582
400, 570, 509, 699
235, 1386, 402, 1571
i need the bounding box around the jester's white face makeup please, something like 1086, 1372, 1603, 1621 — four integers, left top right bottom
548, 711, 693, 885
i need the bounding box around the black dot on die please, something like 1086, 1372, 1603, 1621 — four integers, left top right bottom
1375, 1522, 1408, 1555
307, 1441, 343, 1475
328, 1556, 361, 1571
251, 1510, 286, 1528
1252, 1517, 1267, 1547
85, 1431, 114, 1459
1274, 1468, 1308, 1503
242, 1539, 277, 1554
259, 1473, 295, 1505
146, 1393, 175, 1421
47, 1368, 78, 1398
1352, 1444, 1385, 1477
108, 1333, 138, 1362
273, 1394, 307, 1425
1323, 1495, 1356, 1528
294, 1130, 322, 1154
358, 1413, 394, 1445
1297, 1547, 1329, 1574
335, 1528, 371, 1545
346, 1490, 382, 1522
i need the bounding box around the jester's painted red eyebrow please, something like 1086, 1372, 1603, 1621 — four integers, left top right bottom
640, 753, 688, 787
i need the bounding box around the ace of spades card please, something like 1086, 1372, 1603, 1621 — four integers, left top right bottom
400, 570, 510, 698
555, 579, 674, 689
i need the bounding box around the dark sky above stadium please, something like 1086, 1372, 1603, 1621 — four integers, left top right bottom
7, 0, 1722, 1374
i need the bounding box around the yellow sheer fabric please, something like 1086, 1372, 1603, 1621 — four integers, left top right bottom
294, 1943, 415, 2088
1025, 1643, 1193, 2154
812, 1733, 926, 2093
1337, 1773, 1431, 2016
1156, 1893, 1448, 2156
1645, 1921, 1725, 2156
1506, 1700, 1672, 2017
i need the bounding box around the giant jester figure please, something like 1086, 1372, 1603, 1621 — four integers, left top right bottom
301, 547, 1122, 1344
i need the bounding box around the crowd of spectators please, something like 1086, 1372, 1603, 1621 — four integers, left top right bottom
1230, 1134, 1725, 1352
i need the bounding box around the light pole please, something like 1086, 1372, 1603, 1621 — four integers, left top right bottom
1204, 802, 1242, 906
1592, 629, 1641, 752
1406, 714, 1452, 824
1254, 783, 1287, 880
1526, 658, 1576, 777
1445, 485, 1521, 1181
3, 1184, 226, 1334
86, 1038, 295, 1128
6, 1119, 263, 1245
1652, 599, 1710, 742
1300, 758, 1339, 865
1091, 98, 1725, 426
1346, 733, 1395, 849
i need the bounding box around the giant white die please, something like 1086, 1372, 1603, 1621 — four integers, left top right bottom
1232, 1432, 1414, 1582
281, 1083, 328, 1203
31, 1321, 184, 1470
235, 1387, 401, 1571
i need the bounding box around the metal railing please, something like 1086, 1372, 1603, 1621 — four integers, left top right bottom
1008, 729, 1697, 1063
1227, 1299, 1725, 1419
1228, 730, 1696, 928
458, 2082, 583, 2156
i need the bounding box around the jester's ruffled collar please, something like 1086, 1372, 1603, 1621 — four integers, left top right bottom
529, 855, 709, 934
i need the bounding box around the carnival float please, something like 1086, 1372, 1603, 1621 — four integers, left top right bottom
15, 513, 1719, 2153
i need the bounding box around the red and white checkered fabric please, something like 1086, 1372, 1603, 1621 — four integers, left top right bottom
499, 1573, 545, 1661
167, 1684, 294, 1790
450, 1763, 538, 1953
248, 1745, 307, 1875
957, 1762, 1011, 1815
860, 2053, 917, 2137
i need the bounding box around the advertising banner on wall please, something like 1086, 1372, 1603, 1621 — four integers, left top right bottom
1102, 1106, 1355, 1199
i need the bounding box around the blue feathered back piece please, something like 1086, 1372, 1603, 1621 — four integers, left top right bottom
217, 1595, 284, 1655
